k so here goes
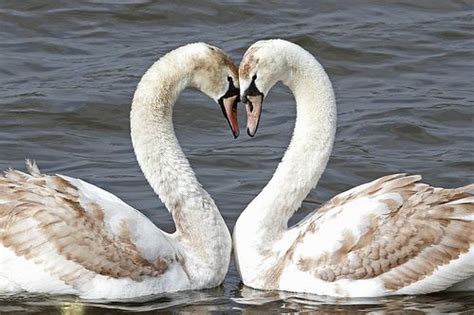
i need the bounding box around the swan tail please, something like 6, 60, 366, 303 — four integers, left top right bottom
25, 159, 41, 177
458, 183, 474, 195
1, 160, 42, 183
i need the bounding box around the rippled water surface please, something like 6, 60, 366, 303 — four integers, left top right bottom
1, 0, 473, 313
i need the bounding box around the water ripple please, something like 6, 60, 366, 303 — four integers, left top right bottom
0, 0, 473, 312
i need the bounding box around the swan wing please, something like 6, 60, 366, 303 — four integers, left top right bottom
57, 174, 177, 261
0, 162, 178, 295
286, 174, 474, 294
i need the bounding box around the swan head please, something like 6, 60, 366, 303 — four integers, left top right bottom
238, 39, 294, 137
187, 43, 240, 138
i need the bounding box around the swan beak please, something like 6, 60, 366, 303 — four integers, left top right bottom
245, 95, 263, 137
221, 95, 240, 139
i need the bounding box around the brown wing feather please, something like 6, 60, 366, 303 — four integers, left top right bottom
296, 174, 474, 289
0, 162, 167, 287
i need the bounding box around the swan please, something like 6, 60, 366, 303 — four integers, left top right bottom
233, 39, 474, 297
0, 43, 240, 299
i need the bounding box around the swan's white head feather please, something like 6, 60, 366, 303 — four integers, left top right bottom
238, 39, 304, 98
238, 39, 317, 136
169, 42, 240, 102
133, 42, 241, 137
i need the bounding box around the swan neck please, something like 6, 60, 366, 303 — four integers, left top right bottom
246, 53, 337, 234
130, 62, 191, 216
130, 58, 229, 251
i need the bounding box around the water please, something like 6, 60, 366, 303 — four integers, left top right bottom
0, 0, 473, 312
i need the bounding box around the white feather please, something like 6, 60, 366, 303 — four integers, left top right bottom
234, 39, 474, 298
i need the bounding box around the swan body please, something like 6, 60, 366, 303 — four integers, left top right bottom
234, 39, 474, 297
0, 43, 240, 299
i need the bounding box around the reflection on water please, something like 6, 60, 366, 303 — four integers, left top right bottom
0, 0, 473, 313
2, 285, 474, 313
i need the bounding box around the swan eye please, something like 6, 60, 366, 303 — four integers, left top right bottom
227, 76, 232, 82
252, 74, 257, 80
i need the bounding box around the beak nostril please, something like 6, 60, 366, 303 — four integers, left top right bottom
248, 103, 254, 113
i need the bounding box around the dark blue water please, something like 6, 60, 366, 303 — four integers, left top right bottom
0, 0, 473, 312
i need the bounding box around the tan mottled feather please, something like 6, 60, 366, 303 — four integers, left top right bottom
280, 174, 474, 290
0, 162, 167, 286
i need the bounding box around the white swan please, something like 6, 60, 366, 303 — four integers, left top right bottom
234, 39, 474, 297
0, 43, 240, 299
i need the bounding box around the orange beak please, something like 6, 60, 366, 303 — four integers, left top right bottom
220, 95, 240, 138
245, 94, 263, 137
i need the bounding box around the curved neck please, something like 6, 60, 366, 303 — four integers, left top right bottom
244, 51, 337, 236
130, 56, 229, 253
